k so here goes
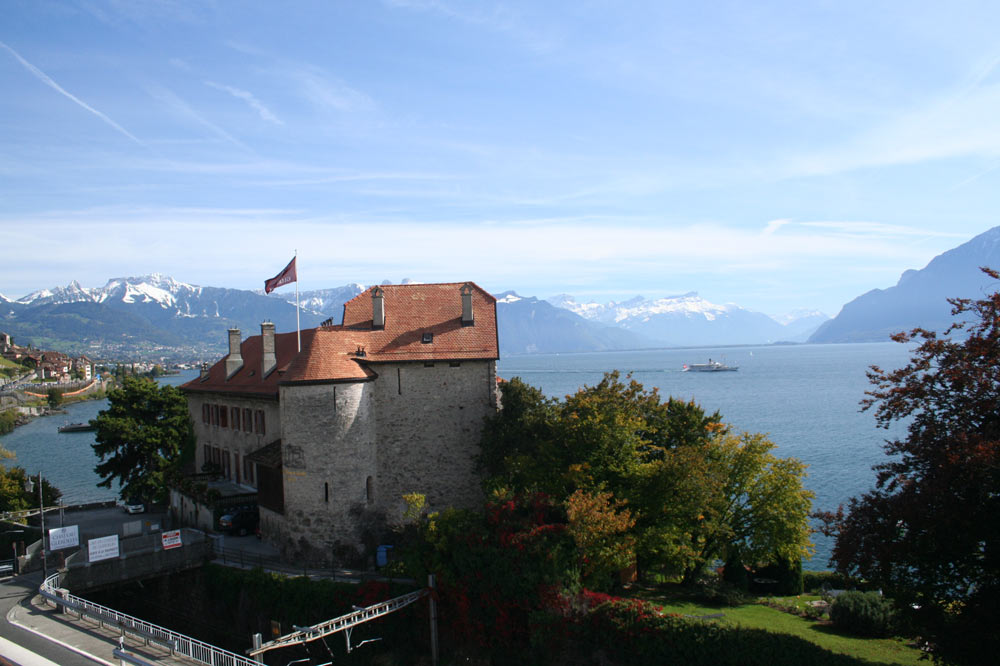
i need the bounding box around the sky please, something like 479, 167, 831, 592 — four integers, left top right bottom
2, 1, 1000, 317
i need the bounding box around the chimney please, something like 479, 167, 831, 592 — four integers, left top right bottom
261, 321, 276, 377
371, 287, 385, 329
226, 328, 243, 378
461, 283, 475, 326
200, 362, 210, 381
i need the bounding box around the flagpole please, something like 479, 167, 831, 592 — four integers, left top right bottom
295, 249, 301, 352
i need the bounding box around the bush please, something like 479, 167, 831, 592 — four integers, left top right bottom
803, 570, 858, 593
830, 591, 896, 637
752, 555, 803, 596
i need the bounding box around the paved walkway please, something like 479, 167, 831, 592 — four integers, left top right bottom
4, 574, 198, 665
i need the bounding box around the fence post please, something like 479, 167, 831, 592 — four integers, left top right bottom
428, 574, 438, 666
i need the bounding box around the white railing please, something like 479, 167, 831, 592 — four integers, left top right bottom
40, 572, 264, 666
249, 587, 429, 657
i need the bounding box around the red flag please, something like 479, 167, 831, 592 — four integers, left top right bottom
264, 257, 297, 294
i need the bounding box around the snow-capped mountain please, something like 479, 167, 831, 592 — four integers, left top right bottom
2, 275, 323, 357
496, 291, 654, 354
268, 283, 365, 322
546, 292, 793, 346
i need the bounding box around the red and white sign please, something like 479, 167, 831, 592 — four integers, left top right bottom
161, 530, 183, 550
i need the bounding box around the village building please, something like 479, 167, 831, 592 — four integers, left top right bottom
177, 282, 500, 563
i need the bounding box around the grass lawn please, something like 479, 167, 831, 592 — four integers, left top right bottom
637, 595, 924, 666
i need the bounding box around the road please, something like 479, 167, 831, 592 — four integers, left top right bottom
0, 573, 103, 666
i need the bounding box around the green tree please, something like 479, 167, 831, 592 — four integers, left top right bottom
0, 409, 17, 436
0, 464, 62, 512
46, 387, 63, 408
91, 376, 194, 503
481, 372, 813, 583
565, 489, 636, 590
818, 268, 1000, 665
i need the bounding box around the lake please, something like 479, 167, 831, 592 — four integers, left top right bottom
0, 372, 198, 504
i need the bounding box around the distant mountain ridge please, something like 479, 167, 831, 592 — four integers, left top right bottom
547, 292, 827, 346
495, 291, 655, 354
2, 274, 832, 360
809, 226, 1000, 343
2, 274, 324, 358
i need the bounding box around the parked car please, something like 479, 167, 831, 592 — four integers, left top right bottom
219, 507, 259, 536
123, 497, 144, 514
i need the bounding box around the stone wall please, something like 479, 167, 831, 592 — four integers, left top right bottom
373, 359, 499, 520
277, 380, 377, 562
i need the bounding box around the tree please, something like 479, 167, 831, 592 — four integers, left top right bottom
819, 268, 1000, 665
480, 372, 813, 584
0, 464, 62, 512
91, 376, 194, 503
46, 387, 63, 408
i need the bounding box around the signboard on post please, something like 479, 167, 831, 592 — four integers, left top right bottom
88, 535, 119, 562
161, 530, 182, 550
48, 525, 79, 550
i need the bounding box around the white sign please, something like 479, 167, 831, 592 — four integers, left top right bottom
88, 535, 120, 562
48, 525, 79, 550
161, 530, 182, 550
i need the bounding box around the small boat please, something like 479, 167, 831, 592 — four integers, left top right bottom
682, 359, 738, 372
58, 422, 96, 433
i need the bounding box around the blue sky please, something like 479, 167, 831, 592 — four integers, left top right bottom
2, 1, 999, 317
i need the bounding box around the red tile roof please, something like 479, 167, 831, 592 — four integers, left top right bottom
182, 282, 498, 396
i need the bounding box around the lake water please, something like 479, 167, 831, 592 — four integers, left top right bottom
2, 343, 912, 570
0, 371, 198, 504
497, 342, 914, 570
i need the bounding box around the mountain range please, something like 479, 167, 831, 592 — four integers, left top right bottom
3, 226, 995, 359
808, 226, 1000, 343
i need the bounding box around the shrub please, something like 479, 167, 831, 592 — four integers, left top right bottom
722, 551, 749, 591
830, 590, 896, 637
752, 555, 803, 595
803, 570, 858, 593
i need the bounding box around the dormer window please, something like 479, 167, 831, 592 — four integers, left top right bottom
421, 332, 433, 344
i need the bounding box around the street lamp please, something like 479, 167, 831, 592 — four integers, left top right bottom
24, 472, 45, 580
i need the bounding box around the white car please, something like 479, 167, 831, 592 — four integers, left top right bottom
123, 498, 144, 514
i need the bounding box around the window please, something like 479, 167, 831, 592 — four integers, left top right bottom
234, 453, 240, 484
366, 476, 374, 504
219, 406, 228, 428
231, 407, 240, 430
254, 410, 266, 435
243, 457, 254, 485
202, 404, 210, 424
421, 332, 433, 343
212, 404, 220, 426
243, 408, 252, 433
224, 450, 231, 478
324, 482, 329, 503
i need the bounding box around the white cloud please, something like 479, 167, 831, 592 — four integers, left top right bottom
0, 40, 142, 145
290, 67, 374, 113
145, 85, 252, 152
205, 81, 283, 125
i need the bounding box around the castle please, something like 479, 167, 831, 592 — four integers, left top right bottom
179, 282, 500, 562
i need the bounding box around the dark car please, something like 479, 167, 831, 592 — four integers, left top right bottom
219, 507, 259, 536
